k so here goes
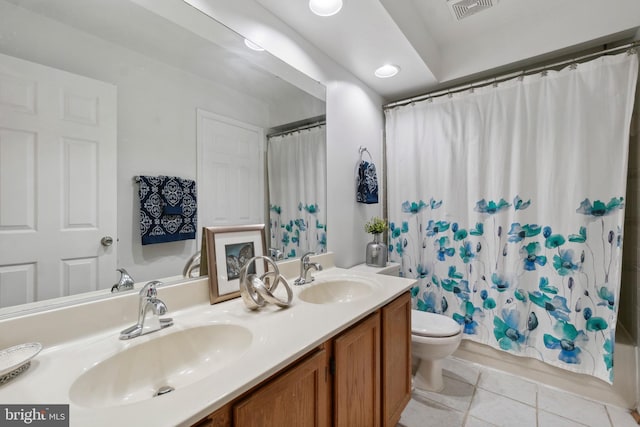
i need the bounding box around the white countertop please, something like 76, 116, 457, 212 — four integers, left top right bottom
0, 259, 414, 427
349, 261, 400, 276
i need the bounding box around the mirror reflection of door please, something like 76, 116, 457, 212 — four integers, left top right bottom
0, 53, 117, 308
196, 109, 264, 241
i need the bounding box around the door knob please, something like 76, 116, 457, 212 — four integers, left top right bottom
101, 236, 114, 247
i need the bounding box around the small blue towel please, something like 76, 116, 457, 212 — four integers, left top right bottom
356, 161, 379, 204
137, 175, 197, 245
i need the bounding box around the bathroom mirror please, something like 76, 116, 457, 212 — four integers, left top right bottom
0, 0, 326, 315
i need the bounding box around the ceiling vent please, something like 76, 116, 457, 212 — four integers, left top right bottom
447, 0, 497, 21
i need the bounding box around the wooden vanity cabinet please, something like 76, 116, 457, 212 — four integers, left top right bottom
192, 403, 231, 427
234, 348, 329, 427
333, 311, 381, 426
193, 346, 329, 427
191, 292, 411, 427
332, 291, 411, 427
381, 292, 412, 426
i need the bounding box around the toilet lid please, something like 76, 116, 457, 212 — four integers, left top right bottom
412, 310, 461, 337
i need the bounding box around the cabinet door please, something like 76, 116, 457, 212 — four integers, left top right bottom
192, 402, 231, 427
233, 349, 329, 427
333, 312, 381, 427
382, 292, 412, 426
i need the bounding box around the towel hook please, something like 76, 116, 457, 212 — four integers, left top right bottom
358, 146, 373, 161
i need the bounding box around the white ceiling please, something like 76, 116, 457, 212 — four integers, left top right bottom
256, 0, 640, 102
2, 0, 324, 110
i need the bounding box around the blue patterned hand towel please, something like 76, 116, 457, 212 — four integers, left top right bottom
137, 175, 197, 245
356, 161, 379, 204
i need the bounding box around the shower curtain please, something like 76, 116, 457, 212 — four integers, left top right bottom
386, 52, 638, 382
267, 125, 327, 259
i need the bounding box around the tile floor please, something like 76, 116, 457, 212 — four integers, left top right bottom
398, 357, 638, 427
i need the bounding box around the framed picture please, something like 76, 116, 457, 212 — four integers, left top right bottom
203, 224, 267, 304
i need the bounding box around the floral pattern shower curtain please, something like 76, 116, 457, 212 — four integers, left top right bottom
386, 52, 638, 382
267, 126, 327, 259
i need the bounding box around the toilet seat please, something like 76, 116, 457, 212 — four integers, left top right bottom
411, 310, 461, 338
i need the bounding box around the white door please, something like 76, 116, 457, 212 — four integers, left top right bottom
197, 109, 264, 238
0, 53, 117, 308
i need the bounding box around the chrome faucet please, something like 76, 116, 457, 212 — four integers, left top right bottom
111, 268, 134, 293
294, 251, 323, 286
269, 247, 284, 261
183, 251, 201, 278
119, 281, 173, 340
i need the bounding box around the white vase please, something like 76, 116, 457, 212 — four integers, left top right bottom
366, 233, 387, 267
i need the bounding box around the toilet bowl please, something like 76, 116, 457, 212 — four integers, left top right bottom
411, 309, 463, 392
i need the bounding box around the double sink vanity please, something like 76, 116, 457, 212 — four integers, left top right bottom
0, 253, 415, 426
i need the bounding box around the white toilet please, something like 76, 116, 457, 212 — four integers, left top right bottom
411, 309, 463, 392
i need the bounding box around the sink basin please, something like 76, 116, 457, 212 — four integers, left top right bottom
298, 278, 374, 304
69, 324, 252, 408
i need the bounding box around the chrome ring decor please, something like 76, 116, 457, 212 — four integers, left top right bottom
238, 259, 265, 310
239, 256, 293, 310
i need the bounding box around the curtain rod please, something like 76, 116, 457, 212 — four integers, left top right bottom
384, 40, 640, 110
267, 120, 326, 138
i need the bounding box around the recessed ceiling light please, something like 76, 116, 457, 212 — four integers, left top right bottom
374, 64, 400, 78
244, 39, 265, 51
309, 0, 343, 16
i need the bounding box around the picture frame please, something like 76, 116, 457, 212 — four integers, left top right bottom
203, 224, 267, 304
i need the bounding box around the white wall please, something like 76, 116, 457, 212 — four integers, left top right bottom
326, 82, 385, 267
178, 0, 387, 268
0, 0, 323, 284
